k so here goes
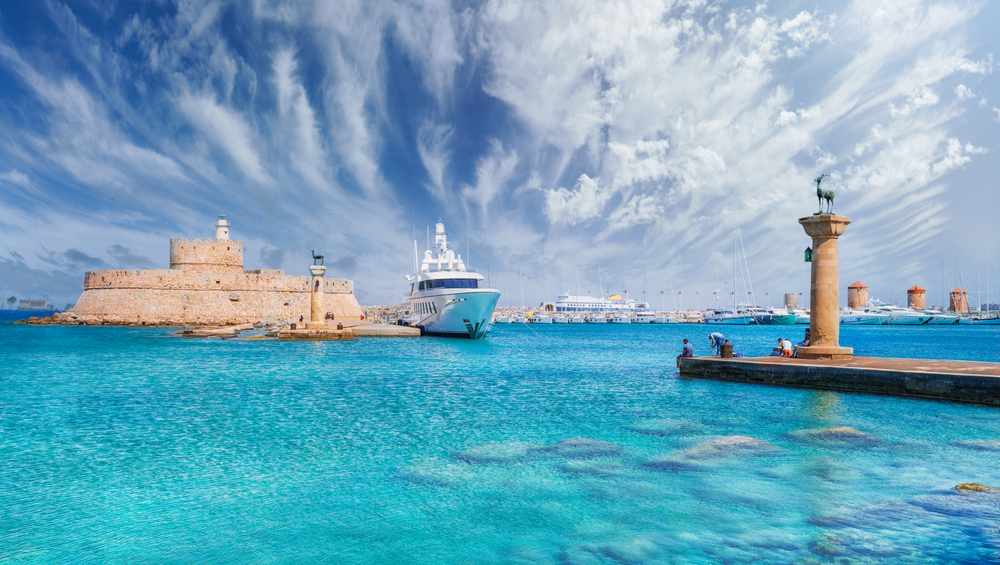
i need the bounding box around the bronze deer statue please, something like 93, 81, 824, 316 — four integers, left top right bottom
311, 250, 324, 266
815, 174, 834, 214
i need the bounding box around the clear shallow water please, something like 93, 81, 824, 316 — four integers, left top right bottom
1, 323, 999, 564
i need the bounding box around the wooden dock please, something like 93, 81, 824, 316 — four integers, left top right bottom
678, 356, 1000, 405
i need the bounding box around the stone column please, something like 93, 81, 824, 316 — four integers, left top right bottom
797, 215, 853, 360
305, 264, 327, 329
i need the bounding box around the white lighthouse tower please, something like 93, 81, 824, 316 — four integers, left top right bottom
215, 214, 230, 241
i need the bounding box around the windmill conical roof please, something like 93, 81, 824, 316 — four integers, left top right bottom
908, 285, 925, 293
847, 281, 868, 289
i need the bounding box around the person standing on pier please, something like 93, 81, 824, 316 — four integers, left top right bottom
709, 332, 725, 356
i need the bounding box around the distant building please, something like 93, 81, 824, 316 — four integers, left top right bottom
18, 299, 55, 311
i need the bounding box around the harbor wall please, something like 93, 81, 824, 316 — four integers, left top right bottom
679, 357, 1000, 405
73, 268, 362, 325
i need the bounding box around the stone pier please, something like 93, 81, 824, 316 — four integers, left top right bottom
796, 214, 853, 360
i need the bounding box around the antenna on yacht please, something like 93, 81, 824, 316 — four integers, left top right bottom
413, 240, 418, 274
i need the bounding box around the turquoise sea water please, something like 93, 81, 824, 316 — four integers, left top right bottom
1, 323, 999, 564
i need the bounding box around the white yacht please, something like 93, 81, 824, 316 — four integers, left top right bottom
705, 309, 756, 324
493, 315, 510, 324
869, 303, 931, 325
552, 314, 569, 323
585, 313, 606, 323
754, 307, 797, 325
920, 309, 960, 325
651, 313, 679, 324
529, 313, 552, 324
511, 313, 528, 324
403, 220, 500, 338
608, 312, 631, 324
840, 308, 888, 325
568, 315, 585, 323
631, 312, 653, 324
789, 307, 811, 324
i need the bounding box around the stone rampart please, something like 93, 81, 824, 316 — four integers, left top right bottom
169, 238, 243, 274
74, 268, 361, 325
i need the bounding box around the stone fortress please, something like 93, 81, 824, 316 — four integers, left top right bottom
70, 216, 362, 325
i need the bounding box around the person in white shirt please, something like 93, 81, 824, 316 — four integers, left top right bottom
781, 338, 793, 357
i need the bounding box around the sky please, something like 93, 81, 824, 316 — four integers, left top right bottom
0, 0, 998, 311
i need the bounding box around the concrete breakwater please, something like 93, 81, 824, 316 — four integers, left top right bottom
679, 356, 1000, 405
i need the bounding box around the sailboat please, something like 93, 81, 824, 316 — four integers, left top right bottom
705, 236, 756, 324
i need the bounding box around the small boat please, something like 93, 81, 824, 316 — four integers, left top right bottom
973, 316, 1000, 325
552, 314, 569, 323
511, 315, 528, 323
493, 315, 511, 324
788, 307, 811, 324
650, 313, 679, 324
631, 312, 654, 324
585, 314, 606, 324
568, 315, 585, 323
528, 314, 552, 324
608, 312, 631, 324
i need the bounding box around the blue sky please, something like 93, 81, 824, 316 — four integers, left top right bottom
0, 0, 998, 310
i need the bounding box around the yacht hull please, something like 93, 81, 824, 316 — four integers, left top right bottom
840, 315, 886, 325
755, 314, 797, 325
705, 315, 755, 324
408, 289, 500, 338
885, 315, 931, 325
973, 317, 1000, 325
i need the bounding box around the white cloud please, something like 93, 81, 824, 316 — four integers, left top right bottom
178, 92, 269, 184
606, 194, 662, 232
544, 174, 612, 226
462, 139, 518, 215
889, 86, 939, 117
0, 169, 30, 189
417, 122, 453, 201
954, 84, 975, 101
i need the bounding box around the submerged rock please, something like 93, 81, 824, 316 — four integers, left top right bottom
644, 435, 781, 470
950, 440, 1000, 452
558, 460, 628, 477
626, 418, 704, 436
453, 441, 540, 464
395, 458, 479, 487
538, 437, 624, 459
787, 426, 884, 446
955, 483, 998, 494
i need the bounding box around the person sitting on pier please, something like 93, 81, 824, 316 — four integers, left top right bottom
709, 332, 725, 356
793, 329, 810, 357
782, 338, 793, 357
676, 338, 695, 367
770, 338, 784, 356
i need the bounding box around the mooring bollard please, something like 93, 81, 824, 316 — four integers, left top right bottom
337, 323, 344, 330
721, 339, 733, 358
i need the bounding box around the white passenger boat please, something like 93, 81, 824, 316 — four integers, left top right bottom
554, 293, 642, 313
568, 315, 585, 323
403, 220, 500, 338
552, 314, 568, 323
585, 314, 606, 323
493, 314, 510, 324
512, 314, 527, 323
529, 314, 552, 324
650, 313, 679, 324
839, 308, 888, 325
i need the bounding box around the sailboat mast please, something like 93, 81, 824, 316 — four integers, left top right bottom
598, 260, 604, 310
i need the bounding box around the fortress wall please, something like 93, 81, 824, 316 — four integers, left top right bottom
74, 269, 361, 325
169, 238, 243, 274
83, 269, 353, 294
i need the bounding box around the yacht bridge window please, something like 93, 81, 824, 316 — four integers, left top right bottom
419, 279, 479, 290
